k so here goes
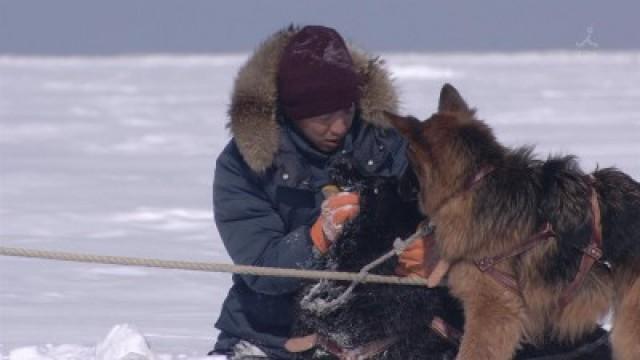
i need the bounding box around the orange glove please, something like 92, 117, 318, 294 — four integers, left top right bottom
310, 192, 360, 253
395, 232, 440, 278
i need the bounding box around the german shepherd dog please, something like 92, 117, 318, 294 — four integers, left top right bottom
291, 157, 464, 359
385, 84, 640, 360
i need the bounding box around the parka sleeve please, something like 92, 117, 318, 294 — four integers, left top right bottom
381, 127, 409, 178
213, 142, 316, 296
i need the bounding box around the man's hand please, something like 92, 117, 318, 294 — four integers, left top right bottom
395, 232, 440, 279
310, 192, 360, 253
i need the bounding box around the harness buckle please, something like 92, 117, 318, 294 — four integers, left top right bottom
476, 257, 495, 271
583, 243, 603, 260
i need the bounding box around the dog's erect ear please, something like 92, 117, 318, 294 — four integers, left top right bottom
384, 111, 420, 138
438, 83, 470, 113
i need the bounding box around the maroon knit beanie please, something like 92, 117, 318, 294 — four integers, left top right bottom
278, 26, 360, 121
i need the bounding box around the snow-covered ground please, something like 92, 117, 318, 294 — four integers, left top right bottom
1, 52, 638, 360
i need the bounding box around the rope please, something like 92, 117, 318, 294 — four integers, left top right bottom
300, 222, 433, 314
0, 246, 429, 286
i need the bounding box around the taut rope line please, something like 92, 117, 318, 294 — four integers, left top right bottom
300, 222, 432, 314
0, 246, 428, 286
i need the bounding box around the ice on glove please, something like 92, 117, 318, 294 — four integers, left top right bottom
310, 192, 360, 253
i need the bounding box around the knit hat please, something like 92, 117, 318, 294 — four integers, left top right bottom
277, 26, 360, 120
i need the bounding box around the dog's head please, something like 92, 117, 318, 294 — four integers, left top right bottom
384, 84, 504, 217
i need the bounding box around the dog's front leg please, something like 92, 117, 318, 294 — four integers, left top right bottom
611, 276, 640, 360
448, 261, 524, 360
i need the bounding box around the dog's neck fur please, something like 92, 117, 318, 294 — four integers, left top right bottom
430, 147, 540, 262
427, 165, 495, 223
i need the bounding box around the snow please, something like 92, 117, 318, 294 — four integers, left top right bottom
5, 324, 221, 360
95, 324, 154, 360
1, 51, 639, 359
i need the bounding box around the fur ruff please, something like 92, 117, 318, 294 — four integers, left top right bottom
228, 25, 399, 173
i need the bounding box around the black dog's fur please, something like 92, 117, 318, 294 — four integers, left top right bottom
293, 158, 463, 359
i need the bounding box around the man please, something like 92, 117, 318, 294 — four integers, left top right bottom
210, 25, 412, 359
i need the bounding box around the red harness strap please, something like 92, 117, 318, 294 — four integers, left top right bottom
475, 223, 556, 294
430, 316, 463, 346
474, 183, 604, 310
558, 185, 603, 309
316, 335, 398, 360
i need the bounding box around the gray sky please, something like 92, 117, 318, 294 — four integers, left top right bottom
0, 0, 638, 55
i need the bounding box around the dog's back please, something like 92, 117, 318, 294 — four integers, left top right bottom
536, 158, 640, 275
527, 158, 640, 288
593, 168, 640, 270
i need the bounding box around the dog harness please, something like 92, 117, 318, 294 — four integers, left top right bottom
473, 176, 605, 310
474, 222, 557, 294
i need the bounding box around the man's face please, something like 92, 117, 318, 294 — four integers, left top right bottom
293, 105, 355, 153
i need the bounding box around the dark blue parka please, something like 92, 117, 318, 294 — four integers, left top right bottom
212, 27, 407, 359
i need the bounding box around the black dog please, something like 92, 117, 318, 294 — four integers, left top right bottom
293, 158, 462, 360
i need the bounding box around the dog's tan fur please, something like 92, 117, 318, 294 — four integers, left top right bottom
386, 84, 640, 360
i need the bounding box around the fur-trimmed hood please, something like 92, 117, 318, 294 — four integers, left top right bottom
227, 25, 399, 173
